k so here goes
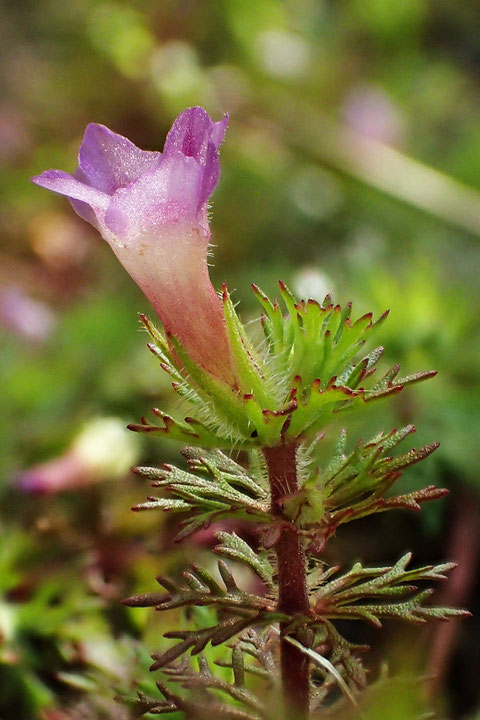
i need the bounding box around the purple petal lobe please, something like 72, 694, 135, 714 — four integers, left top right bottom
164, 106, 228, 160
199, 141, 221, 209
210, 114, 229, 150
164, 107, 212, 162
163, 107, 228, 214
69, 198, 101, 227
31, 170, 110, 209
76, 123, 161, 194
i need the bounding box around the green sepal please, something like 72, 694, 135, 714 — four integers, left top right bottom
168, 334, 251, 437
222, 285, 277, 408
128, 410, 236, 448
251, 283, 284, 356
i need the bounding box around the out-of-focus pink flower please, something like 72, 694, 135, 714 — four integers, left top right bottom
31, 108, 237, 385
0, 287, 56, 343
17, 453, 86, 494
16, 418, 139, 494
342, 85, 405, 146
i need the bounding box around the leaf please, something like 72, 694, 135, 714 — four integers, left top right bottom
122, 560, 275, 614
163, 654, 266, 715
311, 554, 468, 627
150, 610, 284, 671
214, 532, 274, 588
295, 427, 443, 531
132, 448, 270, 539
128, 676, 262, 719
325, 622, 368, 690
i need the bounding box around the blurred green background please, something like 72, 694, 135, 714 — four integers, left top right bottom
1, 1, 480, 718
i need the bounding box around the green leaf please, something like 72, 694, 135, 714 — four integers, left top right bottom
132, 449, 270, 540
123, 560, 274, 615
214, 532, 274, 588
311, 554, 468, 627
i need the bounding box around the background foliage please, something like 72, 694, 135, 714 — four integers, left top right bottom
1, 1, 479, 718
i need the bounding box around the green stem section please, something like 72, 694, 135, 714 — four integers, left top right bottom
263, 443, 310, 719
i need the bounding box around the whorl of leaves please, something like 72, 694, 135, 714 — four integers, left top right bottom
128, 286, 436, 447
130, 425, 445, 551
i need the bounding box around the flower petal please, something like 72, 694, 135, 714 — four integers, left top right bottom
103, 152, 205, 241
163, 107, 228, 212
31, 169, 110, 209
164, 107, 211, 162
164, 106, 228, 159
198, 139, 222, 210
31, 169, 110, 229
210, 114, 229, 150
76, 123, 161, 194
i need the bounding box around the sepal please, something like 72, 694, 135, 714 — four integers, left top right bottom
128, 410, 232, 447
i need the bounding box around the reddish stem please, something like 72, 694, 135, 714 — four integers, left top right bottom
263, 443, 310, 719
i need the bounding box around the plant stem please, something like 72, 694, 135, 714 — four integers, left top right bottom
263, 442, 310, 719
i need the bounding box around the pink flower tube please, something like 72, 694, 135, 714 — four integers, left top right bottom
32, 107, 237, 386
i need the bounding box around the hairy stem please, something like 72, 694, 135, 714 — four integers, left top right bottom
263, 442, 310, 719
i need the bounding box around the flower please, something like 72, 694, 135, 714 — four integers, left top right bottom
16, 417, 140, 494
31, 107, 236, 385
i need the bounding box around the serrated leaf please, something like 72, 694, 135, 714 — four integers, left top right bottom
168, 335, 251, 437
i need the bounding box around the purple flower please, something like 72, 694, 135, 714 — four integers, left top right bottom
32, 107, 236, 385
